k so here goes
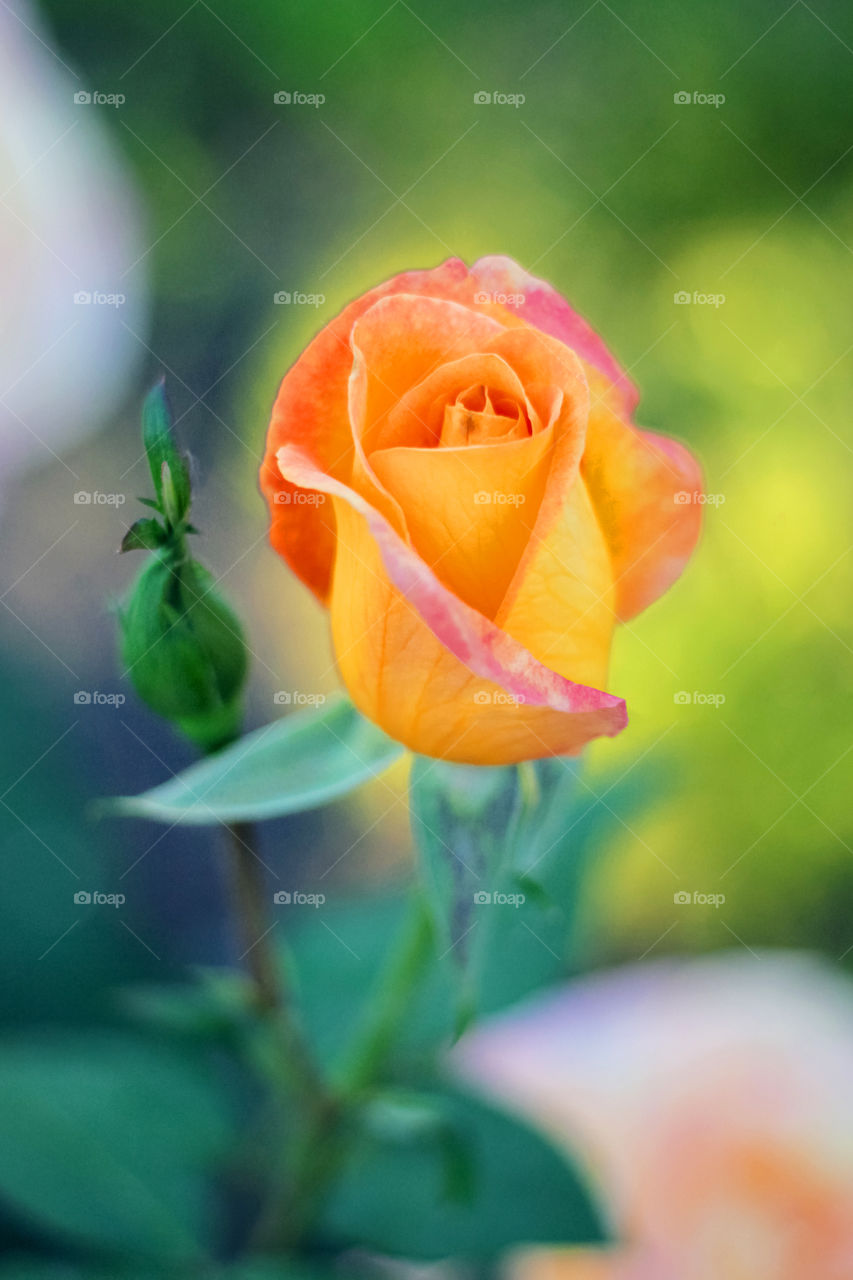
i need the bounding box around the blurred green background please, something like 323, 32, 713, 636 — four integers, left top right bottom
2, 0, 852, 1103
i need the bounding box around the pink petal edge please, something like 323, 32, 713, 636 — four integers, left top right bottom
472, 255, 640, 416
276, 442, 628, 732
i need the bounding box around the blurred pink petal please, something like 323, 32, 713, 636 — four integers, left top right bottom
454, 952, 853, 1280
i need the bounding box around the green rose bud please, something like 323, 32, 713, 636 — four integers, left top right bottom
117, 380, 249, 753
120, 548, 248, 752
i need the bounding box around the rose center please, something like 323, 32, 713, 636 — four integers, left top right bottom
438, 383, 531, 447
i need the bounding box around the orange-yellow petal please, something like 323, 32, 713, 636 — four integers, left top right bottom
370, 429, 555, 619
260, 260, 501, 601
378, 351, 540, 451
497, 476, 615, 691
349, 294, 508, 456
471, 255, 640, 416
277, 443, 627, 764
582, 398, 703, 621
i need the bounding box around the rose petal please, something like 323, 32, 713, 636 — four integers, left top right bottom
349, 294, 507, 455
379, 351, 540, 451
582, 400, 703, 621
277, 443, 627, 763
368, 325, 593, 624
497, 477, 616, 691
471, 255, 640, 415
370, 428, 555, 619
260, 260, 491, 601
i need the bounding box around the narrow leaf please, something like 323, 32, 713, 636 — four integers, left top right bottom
108, 695, 403, 824
142, 380, 191, 523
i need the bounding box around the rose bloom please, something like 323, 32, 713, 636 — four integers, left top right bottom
261, 257, 701, 763
452, 952, 853, 1280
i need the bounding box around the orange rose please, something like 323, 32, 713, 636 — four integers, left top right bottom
260, 257, 701, 764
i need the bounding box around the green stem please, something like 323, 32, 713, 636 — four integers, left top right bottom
257, 893, 436, 1253
229, 852, 435, 1253
224, 821, 336, 1253
225, 820, 331, 1103
225, 821, 282, 1012
338, 894, 435, 1096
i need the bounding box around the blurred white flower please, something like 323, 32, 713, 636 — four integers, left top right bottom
453, 952, 853, 1280
0, 0, 148, 485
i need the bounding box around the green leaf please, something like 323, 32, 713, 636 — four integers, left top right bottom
409, 759, 522, 1026
321, 1085, 605, 1259
0, 1033, 234, 1262
109, 695, 404, 824
120, 518, 167, 554
141, 380, 190, 524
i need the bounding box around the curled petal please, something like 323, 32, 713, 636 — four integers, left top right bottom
277, 443, 627, 764
260, 260, 494, 601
